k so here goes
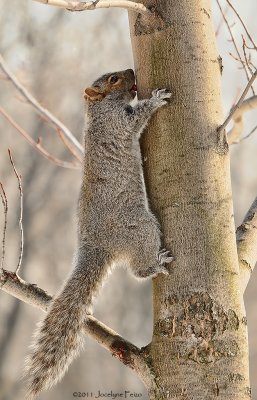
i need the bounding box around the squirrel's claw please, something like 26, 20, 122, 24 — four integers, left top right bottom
158, 248, 174, 265
152, 88, 172, 101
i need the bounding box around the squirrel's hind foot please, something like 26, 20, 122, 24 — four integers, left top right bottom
133, 249, 174, 279
135, 264, 169, 279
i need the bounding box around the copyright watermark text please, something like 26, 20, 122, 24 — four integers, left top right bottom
73, 390, 143, 398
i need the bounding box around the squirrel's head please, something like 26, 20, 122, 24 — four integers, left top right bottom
84, 69, 137, 103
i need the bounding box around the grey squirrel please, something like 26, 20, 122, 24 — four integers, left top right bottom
24, 69, 173, 398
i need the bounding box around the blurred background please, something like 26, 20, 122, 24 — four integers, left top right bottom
0, 1, 256, 399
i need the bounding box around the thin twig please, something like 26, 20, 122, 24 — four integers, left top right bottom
56, 128, 83, 163
242, 37, 254, 76
0, 54, 83, 154
215, 4, 229, 36
8, 150, 24, 275
33, 0, 149, 13
241, 38, 256, 96
248, 58, 257, 72
216, 0, 253, 93
241, 124, 257, 142
227, 95, 257, 144
0, 183, 8, 272
229, 52, 245, 70
244, 42, 256, 51
229, 49, 257, 77
36, 114, 83, 162
0, 107, 81, 170
218, 69, 257, 134
229, 52, 249, 69
241, 36, 257, 100
225, 0, 257, 51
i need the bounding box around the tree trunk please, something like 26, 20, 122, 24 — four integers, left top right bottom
128, 1, 250, 399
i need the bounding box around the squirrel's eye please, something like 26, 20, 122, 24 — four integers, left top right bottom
109, 75, 119, 84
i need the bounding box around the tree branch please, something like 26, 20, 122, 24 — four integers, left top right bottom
56, 127, 83, 163
227, 95, 257, 144
0, 183, 8, 272
217, 69, 257, 134
8, 150, 24, 275
225, 0, 257, 52
216, 0, 253, 93
215, 4, 229, 37
237, 197, 257, 293
0, 269, 154, 389
33, 0, 149, 13
0, 54, 83, 155
0, 106, 81, 170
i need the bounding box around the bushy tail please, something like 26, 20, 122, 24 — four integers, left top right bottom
24, 247, 109, 399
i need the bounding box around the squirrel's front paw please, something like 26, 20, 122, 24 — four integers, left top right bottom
151, 88, 172, 106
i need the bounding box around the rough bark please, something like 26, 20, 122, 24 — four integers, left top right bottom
128, 1, 250, 399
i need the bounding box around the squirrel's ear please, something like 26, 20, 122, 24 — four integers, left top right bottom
84, 87, 105, 102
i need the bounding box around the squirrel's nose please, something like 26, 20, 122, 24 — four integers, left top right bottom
126, 69, 135, 78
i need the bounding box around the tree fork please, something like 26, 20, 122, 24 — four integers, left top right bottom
128, 1, 250, 399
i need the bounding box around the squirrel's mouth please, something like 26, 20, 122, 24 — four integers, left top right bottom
130, 83, 137, 96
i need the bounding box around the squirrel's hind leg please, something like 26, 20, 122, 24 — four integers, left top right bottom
125, 216, 173, 279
